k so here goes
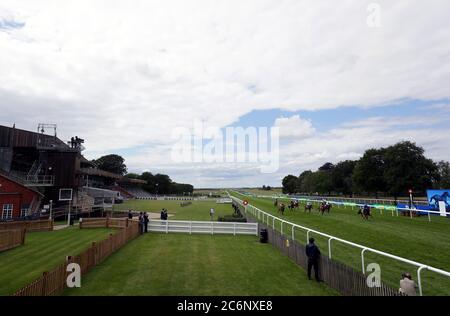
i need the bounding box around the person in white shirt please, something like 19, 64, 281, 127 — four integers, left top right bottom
210, 208, 215, 221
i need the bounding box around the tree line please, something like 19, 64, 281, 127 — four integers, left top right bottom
282, 141, 450, 198
91, 154, 194, 195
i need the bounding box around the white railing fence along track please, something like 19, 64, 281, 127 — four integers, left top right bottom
229, 191, 450, 296
148, 219, 258, 236
253, 194, 450, 221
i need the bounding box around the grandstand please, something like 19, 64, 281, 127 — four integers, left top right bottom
0, 123, 147, 221
119, 185, 156, 199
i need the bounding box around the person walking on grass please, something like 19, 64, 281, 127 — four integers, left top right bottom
306, 238, 321, 282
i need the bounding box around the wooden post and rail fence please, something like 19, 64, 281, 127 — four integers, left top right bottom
12, 218, 140, 296
0, 220, 53, 253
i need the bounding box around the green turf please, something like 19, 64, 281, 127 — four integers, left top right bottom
230, 192, 450, 296
0, 227, 114, 296
64, 233, 337, 296
113, 200, 235, 221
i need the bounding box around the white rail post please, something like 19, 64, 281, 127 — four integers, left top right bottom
306, 230, 311, 244
292, 225, 295, 241
211, 222, 214, 235
166, 220, 169, 234
361, 248, 368, 274
273, 217, 275, 229
428, 211, 431, 222
417, 266, 426, 296
328, 237, 334, 259
190, 221, 192, 235
281, 222, 283, 235
234, 222, 236, 236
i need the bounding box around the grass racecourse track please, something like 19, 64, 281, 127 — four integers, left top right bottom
113, 199, 233, 221
230, 192, 450, 296
64, 233, 337, 296
0, 227, 114, 296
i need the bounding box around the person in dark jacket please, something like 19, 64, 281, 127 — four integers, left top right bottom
143, 212, 149, 233
138, 212, 144, 234
305, 238, 321, 282
128, 210, 133, 220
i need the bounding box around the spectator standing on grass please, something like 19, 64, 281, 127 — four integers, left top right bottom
143, 212, 149, 233
399, 273, 418, 296
138, 212, 144, 234
128, 210, 133, 220
163, 209, 168, 220
306, 238, 321, 282
160, 209, 165, 220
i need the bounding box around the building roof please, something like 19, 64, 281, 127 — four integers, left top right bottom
0, 171, 45, 197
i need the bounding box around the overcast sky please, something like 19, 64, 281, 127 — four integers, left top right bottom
1, 0, 449, 188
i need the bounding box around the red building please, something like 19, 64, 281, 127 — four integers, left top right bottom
0, 173, 43, 220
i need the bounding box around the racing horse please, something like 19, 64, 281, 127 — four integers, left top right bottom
319, 202, 332, 215
288, 200, 299, 211
304, 202, 313, 213
278, 203, 286, 215
358, 205, 372, 220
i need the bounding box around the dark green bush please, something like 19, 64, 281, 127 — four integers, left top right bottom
218, 215, 247, 223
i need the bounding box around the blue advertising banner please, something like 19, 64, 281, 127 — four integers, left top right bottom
426, 190, 450, 210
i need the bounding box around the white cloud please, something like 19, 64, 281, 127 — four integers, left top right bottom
274, 115, 315, 139
0, 0, 450, 186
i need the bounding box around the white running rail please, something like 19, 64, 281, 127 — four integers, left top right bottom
254, 194, 450, 221
148, 219, 258, 236
230, 191, 450, 296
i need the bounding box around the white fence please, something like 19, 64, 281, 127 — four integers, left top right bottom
230, 192, 450, 296
255, 194, 450, 221
148, 220, 258, 236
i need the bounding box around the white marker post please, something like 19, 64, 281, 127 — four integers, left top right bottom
439, 201, 447, 217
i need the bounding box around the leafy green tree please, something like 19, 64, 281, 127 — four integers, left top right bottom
318, 162, 335, 171
282, 175, 298, 194
436, 161, 450, 189
298, 170, 313, 193
331, 160, 356, 195
383, 142, 439, 198
352, 148, 387, 197
92, 154, 127, 175
311, 171, 333, 195
125, 173, 141, 179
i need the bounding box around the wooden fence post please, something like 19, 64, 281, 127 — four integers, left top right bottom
92, 242, 97, 265
106, 217, 110, 228
41, 272, 48, 296
21, 228, 26, 245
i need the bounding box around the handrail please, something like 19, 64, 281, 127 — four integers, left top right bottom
229, 191, 450, 296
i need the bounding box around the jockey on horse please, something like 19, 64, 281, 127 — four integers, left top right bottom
319, 200, 331, 215
305, 201, 313, 213
358, 204, 372, 220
